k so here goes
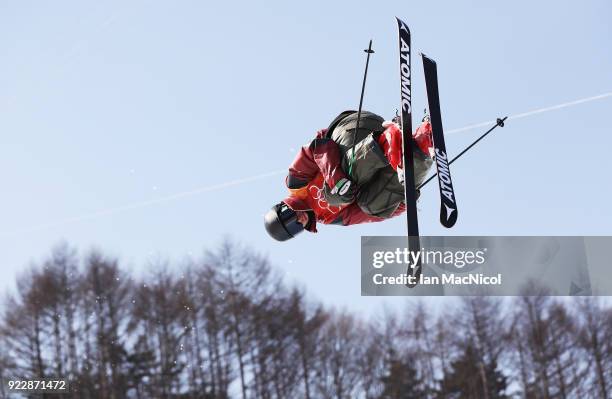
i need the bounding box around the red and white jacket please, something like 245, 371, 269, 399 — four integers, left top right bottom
282, 121, 432, 232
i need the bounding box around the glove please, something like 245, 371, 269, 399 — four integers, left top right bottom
413, 121, 434, 157
380, 120, 434, 163
331, 178, 352, 196
379, 121, 403, 170
326, 178, 357, 205
381, 120, 400, 130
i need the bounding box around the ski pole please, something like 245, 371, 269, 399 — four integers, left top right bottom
418, 116, 507, 189
348, 40, 375, 177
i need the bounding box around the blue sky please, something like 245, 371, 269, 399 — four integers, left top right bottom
1, 0, 611, 313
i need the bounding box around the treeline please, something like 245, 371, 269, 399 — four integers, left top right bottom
0, 242, 610, 399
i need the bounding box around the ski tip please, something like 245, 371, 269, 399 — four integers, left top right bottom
440, 209, 458, 228
421, 53, 436, 64
440, 201, 458, 228
395, 17, 410, 32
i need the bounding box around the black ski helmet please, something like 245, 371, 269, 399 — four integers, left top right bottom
264, 202, 304, 241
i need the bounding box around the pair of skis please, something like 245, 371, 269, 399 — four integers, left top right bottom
396, 17, 458, 287
353, 19, 504, 287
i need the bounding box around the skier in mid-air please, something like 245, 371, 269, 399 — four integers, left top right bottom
264, 110, 434, 241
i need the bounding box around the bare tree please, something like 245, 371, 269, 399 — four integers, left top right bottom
205, 240, 280, 399
39, 243, 81, 381
510, 289, 587, 399
2, 267, 48, 379
197, 262, 234, 397
403, 302, 440, 396
81, 250, 131, 399
314, 311, 364, 399
285, 288, 328, 399
575, 297, 612, 398
432, 311, 455, 398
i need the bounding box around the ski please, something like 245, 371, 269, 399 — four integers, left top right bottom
396, 17, 421, 286
421, 54, 458, 228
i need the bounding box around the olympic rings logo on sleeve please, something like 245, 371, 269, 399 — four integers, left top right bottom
308, 183, 341, 214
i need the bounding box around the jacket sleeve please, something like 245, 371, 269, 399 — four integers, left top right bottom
286, 129, 348, 190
